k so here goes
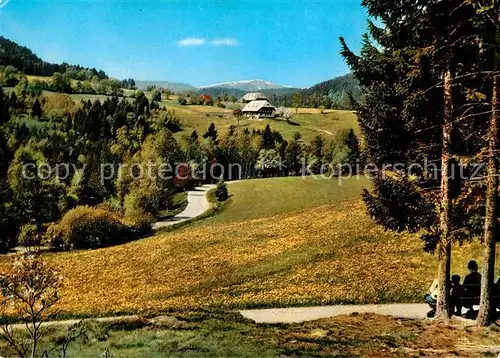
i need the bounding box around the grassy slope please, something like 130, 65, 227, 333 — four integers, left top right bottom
2, 176, 485, 318
26, 75, 51, 83
210, 176, 368, 223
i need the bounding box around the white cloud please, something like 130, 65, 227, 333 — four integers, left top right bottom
177, 38, 206, 47
212, 38, 239, 47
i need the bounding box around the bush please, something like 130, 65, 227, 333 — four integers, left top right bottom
98, 197, 122, 213
166, 116, 181, 132
151, 90, 161, 102
215, 180, 229, 202
18, 224, 41, 249
125, 213, 154, 237
124, 182, 162, 219
45, 205, 143, 250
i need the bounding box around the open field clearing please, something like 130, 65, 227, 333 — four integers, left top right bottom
295, 108, 345, 114
163, 97, 359, 141
0, 177, 486, 318
209, 176, 370, 223
3, 312, 500, 357
168, 107, 358, 142
26, 75, 52, 83
294, 111, 360, 135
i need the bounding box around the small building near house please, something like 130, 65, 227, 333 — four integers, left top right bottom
200, 94, 213, 105
241, 100, 276, 118
241, 92, 267, 103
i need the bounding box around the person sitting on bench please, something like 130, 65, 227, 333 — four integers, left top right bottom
424, 278, 439, 317
462, 260, 481, 318
425, 275, 463, 317
450, 274, 462, 316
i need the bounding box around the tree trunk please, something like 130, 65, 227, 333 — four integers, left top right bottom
435, 67, 453, 320
478, 73, 499, 327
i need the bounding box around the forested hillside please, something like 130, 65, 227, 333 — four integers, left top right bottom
303, 74, 362, 108
270, 74, 361, 109
0, 36, 108, 79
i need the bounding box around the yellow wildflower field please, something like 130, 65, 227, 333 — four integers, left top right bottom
0, 176, 486, 318
2, 198, 482, 318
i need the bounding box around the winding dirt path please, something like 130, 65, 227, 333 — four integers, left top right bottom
152, 184, 216, 230
10, 304, 432, 330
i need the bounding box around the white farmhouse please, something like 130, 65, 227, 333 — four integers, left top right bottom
241, 100, 276, 118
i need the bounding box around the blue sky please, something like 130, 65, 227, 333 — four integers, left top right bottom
0, 0, 367, 88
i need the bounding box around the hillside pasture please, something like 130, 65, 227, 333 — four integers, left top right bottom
26, 75, 52, 83
154, 95, 359, 141
164, 99, 359, 142
296, 107, 347, 114
210, 176, 369, 223
15, 88, 358, 142
0, 176, 484, 319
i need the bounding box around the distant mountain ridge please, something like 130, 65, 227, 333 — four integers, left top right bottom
196, 86, 301, 99
199, 79, 292, 92
135, 80, 197, 92
135, 79, 294, 94
194, 74, 361, 110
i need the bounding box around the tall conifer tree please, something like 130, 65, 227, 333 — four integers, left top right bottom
341, 0, 482, 319
474, 0, 500, 326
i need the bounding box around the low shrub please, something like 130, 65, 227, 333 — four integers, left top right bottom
104, 316, 151, 331
215, 180, 229, 202
18, 223, 42, 249
124, 212, 154, 238
45, 205, 144, 250
123, 182, 162, 219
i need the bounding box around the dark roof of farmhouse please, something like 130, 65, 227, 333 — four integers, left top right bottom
242, 100, 276, 112
241, 92, 267, 101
